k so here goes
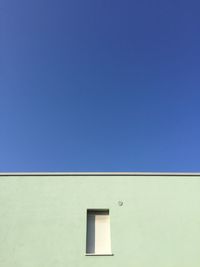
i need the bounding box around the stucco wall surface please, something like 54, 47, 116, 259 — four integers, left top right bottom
0, 175, 200, 267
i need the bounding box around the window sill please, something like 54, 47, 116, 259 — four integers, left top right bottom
85, 253, 114, 256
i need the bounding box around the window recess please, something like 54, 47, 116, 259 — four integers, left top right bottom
86, 209, 112, 255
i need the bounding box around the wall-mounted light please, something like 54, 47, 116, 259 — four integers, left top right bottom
118, 201, 123, 206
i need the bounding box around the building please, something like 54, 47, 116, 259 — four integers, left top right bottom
0, 172, 200, 267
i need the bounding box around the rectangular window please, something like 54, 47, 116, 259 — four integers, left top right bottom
86, 209, 112, 255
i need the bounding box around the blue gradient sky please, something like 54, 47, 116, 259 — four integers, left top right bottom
1, 0, 200, 172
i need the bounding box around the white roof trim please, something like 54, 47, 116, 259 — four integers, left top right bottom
0, 172, 200, 176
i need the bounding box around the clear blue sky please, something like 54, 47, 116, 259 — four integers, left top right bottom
0, 0, 200, 172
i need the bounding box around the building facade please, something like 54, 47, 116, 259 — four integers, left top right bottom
0, 172, 200, 267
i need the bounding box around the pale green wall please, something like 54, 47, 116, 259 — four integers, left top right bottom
0, 175, 200, 267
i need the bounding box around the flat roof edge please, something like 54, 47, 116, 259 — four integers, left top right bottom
0, 172, 200, 176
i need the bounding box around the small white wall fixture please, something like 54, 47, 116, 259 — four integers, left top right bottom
86, 209, 112, 255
